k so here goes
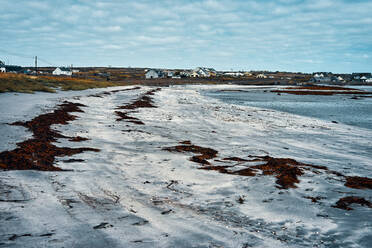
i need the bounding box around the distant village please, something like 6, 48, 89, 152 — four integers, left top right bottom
143, 68, 372, 84
1, 60, 371, 85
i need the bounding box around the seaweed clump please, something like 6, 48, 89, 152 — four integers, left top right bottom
164, 143, 218, 165
344, 176, 372, 190
116, 88, 161, 124
0, 101, 99, 171
249, 156, 305, 189
333, 196, 372, 210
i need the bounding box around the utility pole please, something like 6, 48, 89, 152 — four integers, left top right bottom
35, 56, 38, 75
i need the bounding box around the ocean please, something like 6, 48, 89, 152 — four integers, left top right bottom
203, 86, 372, 130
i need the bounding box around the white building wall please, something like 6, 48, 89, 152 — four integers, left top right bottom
62, 71, 72, 76
52, 68, 62, 75
145, 70, 159, 79
52, 68, 72, 76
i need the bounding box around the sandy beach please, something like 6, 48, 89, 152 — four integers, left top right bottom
0, 85, 371, 247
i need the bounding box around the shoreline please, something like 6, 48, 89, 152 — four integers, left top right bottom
0, 85, 371, 247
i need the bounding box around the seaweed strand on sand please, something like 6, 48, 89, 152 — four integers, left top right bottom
0, 101, 99, 171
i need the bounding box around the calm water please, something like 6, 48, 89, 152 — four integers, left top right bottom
204, 86, 372, 130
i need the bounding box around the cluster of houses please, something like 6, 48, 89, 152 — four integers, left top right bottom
145, 67, 264, 79
352, 73, 372, 83
145, 67, 218, 79
310, 73, 345, 83
144, 68, 372, 84
2, 60, 372, 84
309, 72, 372, 84
144, 67, 306, 81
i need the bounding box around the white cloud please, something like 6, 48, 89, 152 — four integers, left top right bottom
32, 26, 54, 32
92, 10, 107, 18
26, 1, 50, 10
198, 24, 211, 32
136, 35, 182, 45
61, 41, 85, 47
203, 0, 226, 11
115, 16, 134, 24
94, 25, 122, 32
102, 44, 122, 50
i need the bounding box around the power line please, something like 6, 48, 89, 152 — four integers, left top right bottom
37, 57, 56, 66
0, 48, 56, 66
0, 48, 34, 60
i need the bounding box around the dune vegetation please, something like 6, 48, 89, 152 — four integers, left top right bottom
0, 73, 128, 93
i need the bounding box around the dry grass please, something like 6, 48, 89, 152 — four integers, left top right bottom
0, 73, 128, 94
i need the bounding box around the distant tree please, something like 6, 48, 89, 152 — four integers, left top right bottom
0, 60, 4, 66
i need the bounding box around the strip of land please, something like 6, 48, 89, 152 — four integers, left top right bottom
272, 85, 372, 95
0, 73, 133, 93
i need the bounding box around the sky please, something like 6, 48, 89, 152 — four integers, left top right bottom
0, 0, 372, 73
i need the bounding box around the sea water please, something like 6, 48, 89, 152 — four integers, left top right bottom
203, 86, 372, 130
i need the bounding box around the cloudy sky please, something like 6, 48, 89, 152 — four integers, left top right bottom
1, 0, 371, 73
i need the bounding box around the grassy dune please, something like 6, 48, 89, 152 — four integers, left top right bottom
0, 73, 128, 93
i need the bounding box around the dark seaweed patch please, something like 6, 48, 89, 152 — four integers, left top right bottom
0, 102, 99, 171
333, 196, 372, 210
115, 88, 161, 125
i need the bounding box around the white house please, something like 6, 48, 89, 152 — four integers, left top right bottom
53, 67, 72, 76
145, 69, 163, 79
314, 73, 325, 78
191, 71, 200, 77
164, 71, 174, 78
180, 71, 191, 77
191, 67, 216, 77
224, 72, 244, 77
0, 67, 6, 73
311, 76, 331, 83
193, 67, 209, 77
256, 73, 267, 79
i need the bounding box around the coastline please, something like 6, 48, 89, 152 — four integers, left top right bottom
0, 85, 371, 247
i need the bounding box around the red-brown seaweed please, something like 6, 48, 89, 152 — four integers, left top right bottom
333, 196, 372, 210
115, 88, 161, 125
162, 142, 372, 192
344, 176, 372, 190
0, 101, 99, 171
